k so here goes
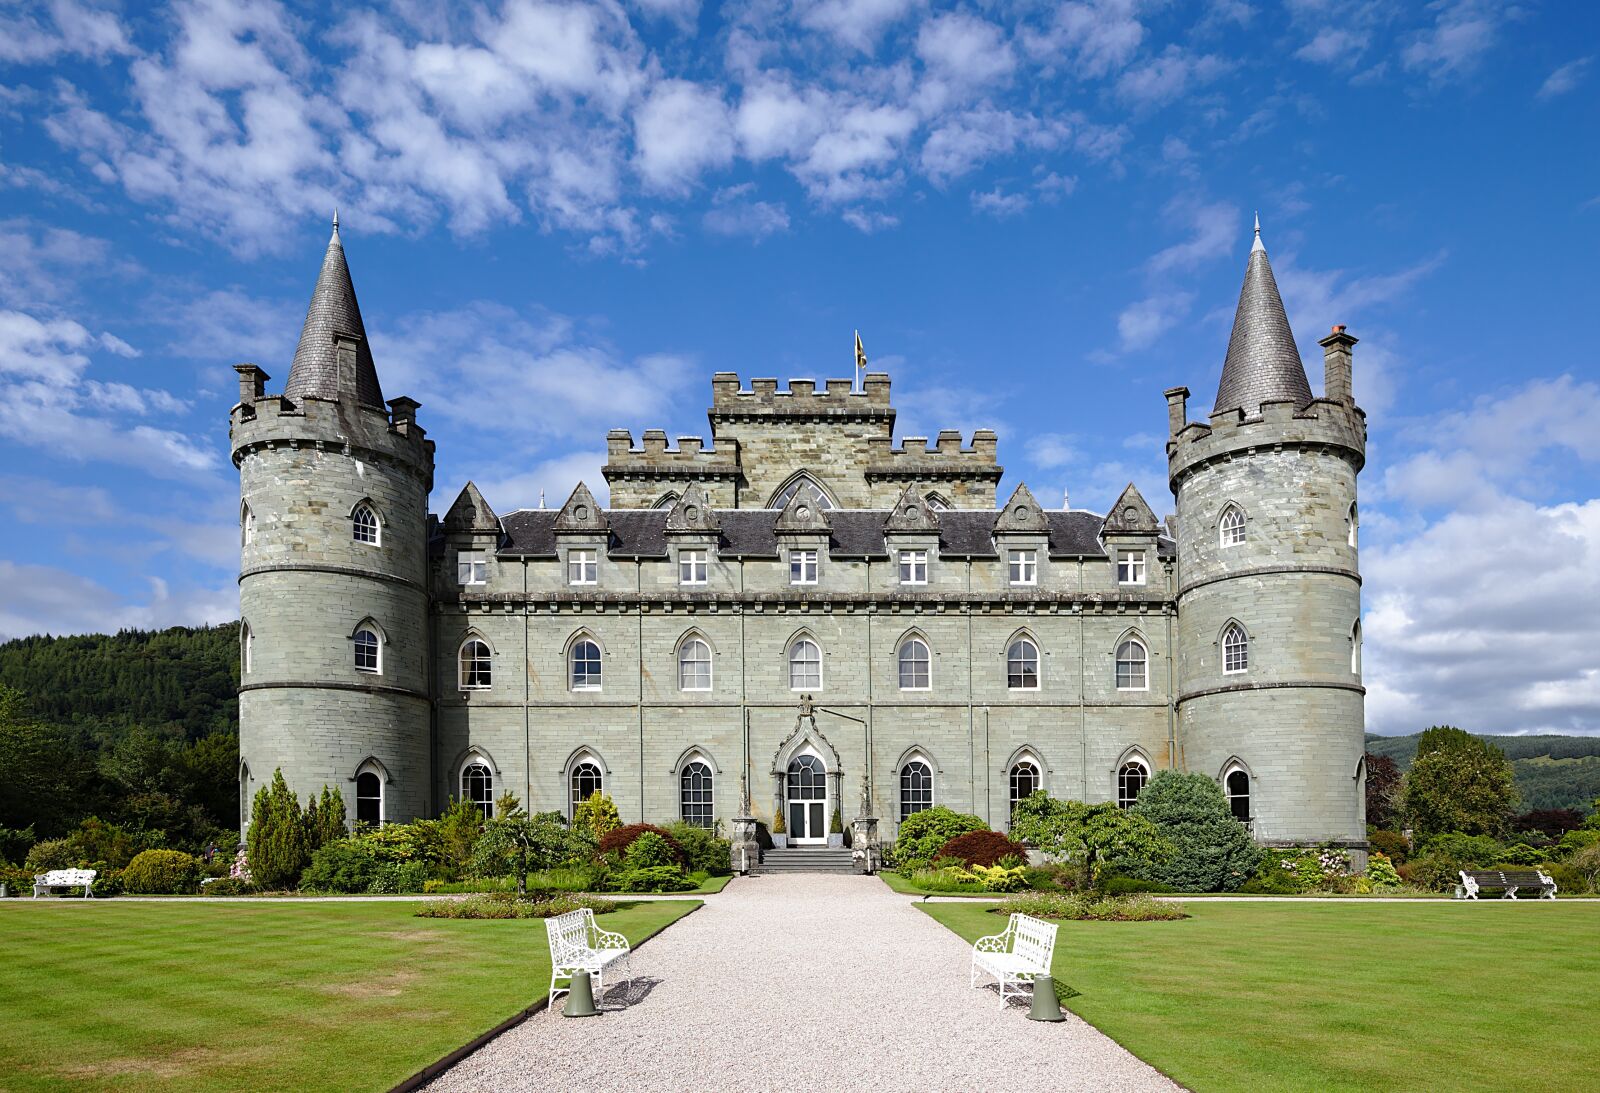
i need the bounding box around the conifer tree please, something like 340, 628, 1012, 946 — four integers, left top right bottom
247, 769, 309, 889
305, 785, 347, 850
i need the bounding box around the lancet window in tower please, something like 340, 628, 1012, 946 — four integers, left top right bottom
1222, 623, 1249, 673
1220, 505, 1246, 547
353, 627, 380, 673
352, 503, 379, 545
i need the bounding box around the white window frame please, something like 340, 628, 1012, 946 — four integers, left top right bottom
1006, 638, 1040, 691
1351, 619, 1362, 675
1348, 502, 1359, 548
352, 503, 380, 545
461, 760, 494, 820
567, 549, 598, 586
899, 549, 929, 585
1222, 623, 1249, 674
678, 549, 708, 586
680, 758, 714, 828
1117, 550, 1147, 586
1220, 505, 1246, 548
353, 626, 382, 674
1008, 550, 1037, 586
569, 756, 604, 820
458, 637, 492, 690
899, 758, 934, 821
457, 551, 488, 586
1223, 765, 1251, 822
1009, 758, 1041, 815
570, 637, 603, 691
1117, 758, 1150, 809
789, 549, 819, 585
355, 765, 385, 827
789, 638, 822, 690
678, 637, 712, 691
1115, 638, 1148, 691
898, 637, 931, 691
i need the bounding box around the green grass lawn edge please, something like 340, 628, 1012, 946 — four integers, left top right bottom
877, 870, 998, 898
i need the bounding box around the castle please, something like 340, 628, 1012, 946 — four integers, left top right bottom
231, 219, 1369, 860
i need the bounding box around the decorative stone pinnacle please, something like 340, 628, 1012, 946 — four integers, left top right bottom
1251, 211, 1265, 253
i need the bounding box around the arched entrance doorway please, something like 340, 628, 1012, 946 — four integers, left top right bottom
786, 752, 830, 844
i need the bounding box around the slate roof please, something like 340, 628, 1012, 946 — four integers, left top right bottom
1213, 224, 1314, 416
283, 219, 386, 410
495, 508, 1174, 560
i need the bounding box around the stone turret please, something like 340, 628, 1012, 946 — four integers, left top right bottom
232, 218, 435, 829
1167, 220, 1367, 861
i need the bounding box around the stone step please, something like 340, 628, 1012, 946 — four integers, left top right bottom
758, 848, 857, 874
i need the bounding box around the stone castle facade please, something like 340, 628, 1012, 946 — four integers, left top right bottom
232, 220, 1369, 858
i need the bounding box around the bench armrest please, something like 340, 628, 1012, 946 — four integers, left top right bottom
592, 928, 630, 951
973, 933, 1010, 953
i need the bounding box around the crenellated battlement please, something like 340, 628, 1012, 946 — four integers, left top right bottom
709, 371, 895, 421
863, 429, 1002, 482
1166, 394, 1365, 489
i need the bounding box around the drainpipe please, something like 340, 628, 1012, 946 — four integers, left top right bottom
865, 557, 873, 810
1078, 559, 1087, 799
966, 560, 975, 815
523, 559, 531, 807
983, 705, 991, 828
637, 559, 645, 822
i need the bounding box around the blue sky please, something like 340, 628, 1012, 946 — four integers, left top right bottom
0, 0, 1596, 736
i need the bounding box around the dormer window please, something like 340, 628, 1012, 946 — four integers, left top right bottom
679, 550, 708, 585
899, 550, 928, 585
457, 551, 488, 586
1117, 551, 1146, 585
567, 550, 597, 585
1009, 550, 1037, 586
790, 549, 818, 585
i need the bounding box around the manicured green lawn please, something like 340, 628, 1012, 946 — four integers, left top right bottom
0, 899, 698, 1092
924, 900, 1600, 1092
878, 870, 994, 897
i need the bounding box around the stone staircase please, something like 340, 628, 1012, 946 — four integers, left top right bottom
758, 847, 856, 874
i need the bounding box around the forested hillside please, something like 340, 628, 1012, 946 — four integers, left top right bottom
1367, 732, 1600, 813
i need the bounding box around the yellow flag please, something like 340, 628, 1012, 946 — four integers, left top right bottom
854, 330, 867, 375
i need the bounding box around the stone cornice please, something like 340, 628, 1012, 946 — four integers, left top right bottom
240, 680, 429, 701
241, 563, 426, 591
432, 590, 1176, 613
1177, 564, 1360, 600
1177, 679, 1365, 704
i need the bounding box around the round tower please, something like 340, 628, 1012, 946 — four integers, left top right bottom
1166, 219, 1367, 861
231, 218, 435, 830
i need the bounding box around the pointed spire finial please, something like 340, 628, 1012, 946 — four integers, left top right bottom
539, 489, 546, 510
1063, 488, 1070, 509
1251, 211, 1264, 253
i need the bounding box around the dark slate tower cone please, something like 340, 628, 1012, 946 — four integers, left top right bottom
283, 212, 385, 409
1213, 215, 1313, 417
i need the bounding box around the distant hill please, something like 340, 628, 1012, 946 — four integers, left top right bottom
0, 624, 240, 740
1366, 732, 1600, 814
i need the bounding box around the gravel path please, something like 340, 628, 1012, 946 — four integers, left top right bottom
423, 873, 1180, 1093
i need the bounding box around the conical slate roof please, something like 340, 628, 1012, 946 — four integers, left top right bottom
1213, 220, 1313, 416
283, 216, 385, 409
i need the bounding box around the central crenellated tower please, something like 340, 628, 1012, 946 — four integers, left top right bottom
1166, 219, 1368, 860
231, 218, 435, 830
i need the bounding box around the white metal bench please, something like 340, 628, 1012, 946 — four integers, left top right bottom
33, 868, 96, 898
971, 912, 1058, 1007
1455, 869, 1557, 900
546, 907, 631, 1010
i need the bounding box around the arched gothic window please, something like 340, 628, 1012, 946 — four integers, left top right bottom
459, 638, 492, 689
679, 638, 712, 691
1115, 639, 1147, 691
680, 760, 713, 828
1351, 619, 1363, 675
898, 637, 931, 690
1225, 768, 1251, 821
1222, 623, 1249, 673
1007, 638, 1039, 690
356, 770, 382, 827
1347, 502, 1359, 548
789, 638, 822, 690
241, 621, 253, 674
570, 638, 602, 691
900, 759, 933, 820
1009, 758, 1041, 814
770, 475, 835, 510
570, 760, 603, 818
241, 502, 254, 547
1118, 759, 1149, 808
352, 502, 380, 545
462, 761, 493, 820
1219, 504, 1246, 547
353, 627, 381, 673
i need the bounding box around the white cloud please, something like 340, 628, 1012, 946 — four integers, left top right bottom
971, 186, 1028, 217
471, 449, 613, 513
1295, 27, 1369, 67
840, 207, 899, 233
1026, 432, 1080, 469
1022, 0, 1147, 79
1115, 46, 1227, 108
1117, 291, 1194, 351
0, 560, 235, 642
915, 13, 1016, 89
1401, 0, 1502, 84
703, 185, 790, 240
1147, 202, 1237, 274
633, 79, 736, 193
1537, 57, 1592, 101
797, 0, 918, 53
0, 0, 132, 64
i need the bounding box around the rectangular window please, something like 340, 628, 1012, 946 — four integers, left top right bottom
679, 550, 708, 585
1009, 550, 1037, 586
567, 550, 597, 585
1117, 550, 1147, 585
790, 549, 818, 585
457, 551, 488, 586
899, 550, 928, 585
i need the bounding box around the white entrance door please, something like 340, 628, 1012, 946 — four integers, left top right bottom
786, 754, 829, 844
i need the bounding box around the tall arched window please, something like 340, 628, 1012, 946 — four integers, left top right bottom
459, 638, 492, 689
898, 637, 931, 690
1118, 759, 1149, 808
352, 502, 380, 544
241, 502, 254, 547
789, 638, 822, 690
1351, 619, 1363, 675
462, 761, 493, 820
1222, 622, 1249, 673
240, 761, 251, 828
1347, 502, 1359, 548
680, 760, 713, 828
679, 637, 712, 691
353, 626, 381, 673
570, 760, 603, 818
1115, 639, 1147, 690
241, 621, 253, 674
1219, 504, 1246, 547
1009, 759, 1040, 814
1007, 638, 1039, 690
356, 770, 382, 826
570, 638, 602, 691
900, 759, 933, 820
770, 475, 835, 510
1225, 768, 1251, 821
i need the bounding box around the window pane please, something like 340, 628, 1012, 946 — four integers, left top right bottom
572, 640, 602, 689
353, 505, 378, 543
1009, 761, 1038, 814
354, 629, 379, 672
789, 639, 821, 689
1223, 625, 1249, 672
463, 763, 493, 820
356, 772, 381, 826
1118, 762, 1147, 808
1115, 640, 1147, 690
571, 761, 603, 817
679, 639, 711, 690
900, 760, 932, 820
1007, 640, 1038, 689
898, 639, 930, 689
681, 761, 713, 828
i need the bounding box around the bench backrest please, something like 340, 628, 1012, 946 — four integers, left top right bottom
37, 869, 96, 886
545, 907, 596, 961
1010, 913, 1058, 969
1463, 870, 1551, 886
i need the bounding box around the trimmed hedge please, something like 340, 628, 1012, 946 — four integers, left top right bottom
122, 849, 203, 894
598, 823, 685, 864
938, 830, 1027, 868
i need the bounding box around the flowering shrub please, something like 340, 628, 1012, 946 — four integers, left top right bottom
229, 846, 252, 883
1001, 891, 1187, 921
415, 892, 617, 919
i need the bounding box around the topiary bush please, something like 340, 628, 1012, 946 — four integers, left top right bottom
893, 806, 987, 872
1130, 771, 1262, 892
122, 849, 203, 894
663, 822, 732, 876
1364, 852, 1403, 890
300, 839, 381, 893
622, 831, 683, 871
599, 823, 685, 864
612, 865, 696, 892
938, 830, 1027, 868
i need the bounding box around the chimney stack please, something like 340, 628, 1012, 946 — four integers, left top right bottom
1317, 325, 1357, 406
